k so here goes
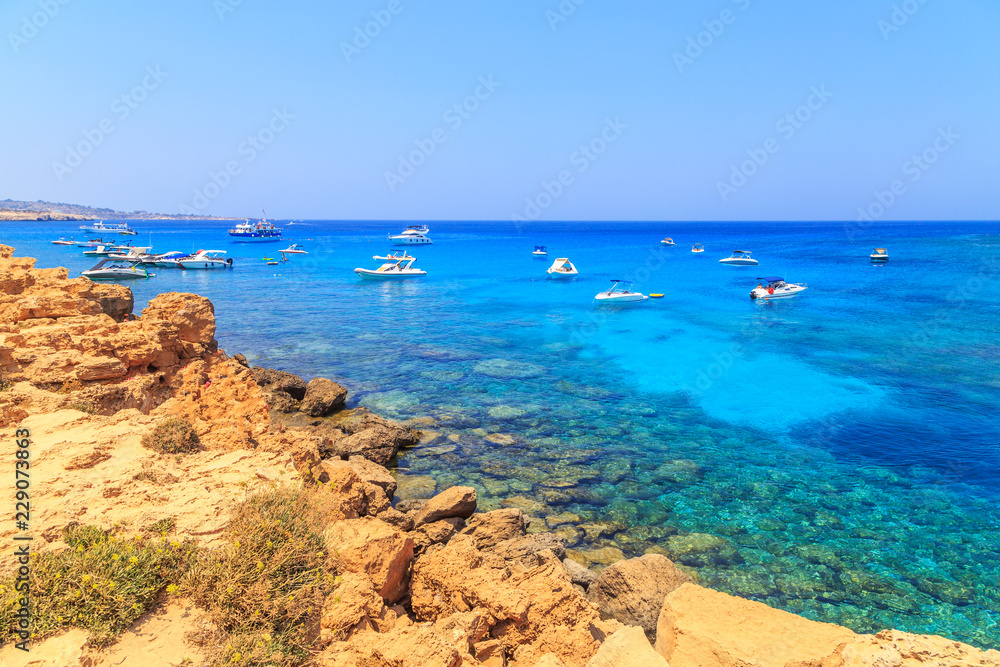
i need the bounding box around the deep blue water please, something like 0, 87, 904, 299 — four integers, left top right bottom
4, 219, 999, 647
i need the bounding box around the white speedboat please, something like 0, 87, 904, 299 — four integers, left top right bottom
719, 250, 758, 266
354, 252, 426, 279
280, 244, 308, 254
870, 247, 889, 262
174, 250, 232, 270
595, 280, 648, 303
388, 225, 432, 245
532, 245, 548, 257
750, 277, 807, 300
692, 243, 705, 254
79, 221, 136, 235
82, 245, 114, 257
661, 237, 676, 246
81, 259, 155, 281
51, 237, 76, 246
108, 246, 155, 261
145, 251, 190, 267
546, 257, 578, 278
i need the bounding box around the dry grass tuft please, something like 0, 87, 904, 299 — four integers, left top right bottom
142, 416, 201, 454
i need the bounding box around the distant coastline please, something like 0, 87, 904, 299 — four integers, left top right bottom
0, 198, 241, 222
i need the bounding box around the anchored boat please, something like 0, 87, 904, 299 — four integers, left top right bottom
595, 280, 648, 303
545, 257, 578, 278
388, 225, 432, 245
750, 277, 807, 300
81, 259, 155, 281
354, 252, 427, 279
870, 248, 889, 262
719, 250, 759, 266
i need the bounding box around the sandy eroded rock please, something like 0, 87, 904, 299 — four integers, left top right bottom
413, 486, 478, 526
325, 517, 414, 605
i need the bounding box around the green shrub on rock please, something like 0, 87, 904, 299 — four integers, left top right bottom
142, 417, 201, 454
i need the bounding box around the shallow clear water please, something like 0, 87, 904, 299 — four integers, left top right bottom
5, 219, 1000, 648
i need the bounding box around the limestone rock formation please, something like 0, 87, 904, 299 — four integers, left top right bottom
461, 508, 529, 549
250, 366, 308, 399
586, 625, 667, 667
300, 376, 348, 416
491, 533, 567, 567
325, 517, 414, 605
587, 554, 692, 643
413, 486, 478, 526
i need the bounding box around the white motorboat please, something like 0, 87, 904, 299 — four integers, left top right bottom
750, 277, 807, 300
81, 259, 155, 281
280, 244, 308, 254
532, 245, 548, 257
174, 250, 233, 270
79, 221, 136, 235
145, 251, 190, 267
870, 247, 889, 262
82, 245, 115, 257
719, 250, 758, 266
691, 243, 705, 254
354, 252, 426, 279
108, 246, 155, 261
51, 237, 75, 246
661, 237, 676, 246
76, 238, 109, 248
388, 225, 432, 245
595, 280, 648, 303
546, 257, 578, 278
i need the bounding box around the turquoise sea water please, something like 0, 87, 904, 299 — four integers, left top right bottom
5, 219, 1000, 648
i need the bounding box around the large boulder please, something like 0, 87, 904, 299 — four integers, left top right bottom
300, 377, 348, 416
491, 533, 566, 567
324, 517, 414, 605
332, 417, 419, 465
460, 508, 528, 549
250, 366, 307, 400
319, 571, 392, 641
413, 486, 477, 526
587, 554, 692, 643
586, 625, 668, 667
320, 457, 397, 499
562, 558, 598, 590
653, 583, 856, 667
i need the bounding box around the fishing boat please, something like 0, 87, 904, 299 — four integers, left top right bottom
388, 225, 432, 245
532, 245, 548, 257
661, 237, 676, 246
79, 221, 136, 235
280, 244, 308, 254
750, 277, 808, 300
545, 257, 578, 278
81, 259, 154, 281
174, 250, 233, 270
354, 252, 426, 279
594, 280, 648, 303
719, 250, 758, 266
51, 237, 75, 246
691, 243, 705, 254
228, 212, 282, 243
870, 248, 889, 262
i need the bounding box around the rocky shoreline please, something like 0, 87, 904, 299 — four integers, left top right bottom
1, 244, 998, 666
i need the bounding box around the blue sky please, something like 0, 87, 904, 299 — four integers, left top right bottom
1, 0, 997, 221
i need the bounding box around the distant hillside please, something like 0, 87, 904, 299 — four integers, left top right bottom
0, 199, 239, 221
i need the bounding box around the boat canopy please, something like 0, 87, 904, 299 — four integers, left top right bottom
732, 250, 752, 254
534, 245, 546, 250
874, 248, 887, 253
757, 276, 783, 283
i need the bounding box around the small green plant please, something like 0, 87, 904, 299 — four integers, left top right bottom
0, 370, 11, 392
147, 517, 176, 535
68, 401, 97, 414
141, 417, 201, 455
181, 487, 341, 667
0, 526, 196, 646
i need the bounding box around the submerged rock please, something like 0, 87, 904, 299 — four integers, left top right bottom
666, 532, 744, 567
473, 358, 546, 379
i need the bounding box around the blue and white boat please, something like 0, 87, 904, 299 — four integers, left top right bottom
532, 245, 548, 257
229, 214, 282, 243
79, 221, 136, 235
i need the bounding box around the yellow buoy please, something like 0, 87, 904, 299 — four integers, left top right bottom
650, 293, 664, 298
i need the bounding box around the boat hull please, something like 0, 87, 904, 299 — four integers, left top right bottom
870, 256, 888, 262
595, 294, 647, 303
390, 237, 432, 245
83, 270, 154, 280
355, 269, 426, 279
546, 271, 577, 279
720, 259, 759, 266
176, 262, 229, 270
229, 235, 283, 243
751, 286, 807, 300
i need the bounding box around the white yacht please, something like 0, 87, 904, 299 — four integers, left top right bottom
691, 243, 705, 254
354, 252, 426, 279
719, 250, 758, 266
870, 248, 889, 262
546, 257, 578, 278
661, 237, 676, 246
174, 250, 232, 270
532, 245, 548, 257
388, 225, 432, 245
51, 237, 75, 246
81, 259, 155, 281
750, 277, 807, 300
280, 244, 308, 254
79, 221, 136, 235
595, 280, 648, 303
